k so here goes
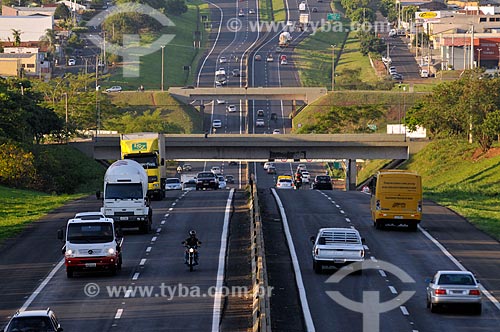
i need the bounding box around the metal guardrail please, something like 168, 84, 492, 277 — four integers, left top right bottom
249, 175, 271, 332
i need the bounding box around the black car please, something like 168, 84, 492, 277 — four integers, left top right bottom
196, 172, 219, 190
225, 175, 235, 183
311, 175, 333, 190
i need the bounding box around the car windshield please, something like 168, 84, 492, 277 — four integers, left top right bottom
198, 172, 214, 178
167, 179, 180, 184
124, 155, 158, 168
105, 183, 143, 200
316, 176, 330, 181
6, 316, 54, 332
67, 222, 114, 243
438, 274, 476, 285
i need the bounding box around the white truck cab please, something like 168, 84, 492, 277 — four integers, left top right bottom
310, 227, 365, 274
58, 215, 123, 278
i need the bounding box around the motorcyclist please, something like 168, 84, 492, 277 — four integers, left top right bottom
294, 172, 302, 189
182, 230, 201, 264
177, 165, 182, 173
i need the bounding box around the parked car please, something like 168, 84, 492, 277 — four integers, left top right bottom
311, 175, 333, 190
310, 227, 365, 274
165, 178, 182, 190
105, 85, 122, 93
426, 270, 482, 314
2, 308, 63, 332
212, 119, 222, 128
225, 175, 235, 183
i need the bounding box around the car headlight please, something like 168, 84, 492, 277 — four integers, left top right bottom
107, 247, 116, 256
65, 249, 74, 257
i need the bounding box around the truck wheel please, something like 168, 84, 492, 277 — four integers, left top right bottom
408, 222, 418, 232
430, 302, 439, 313
66, 268, 73, 278
313, 261, 322, 274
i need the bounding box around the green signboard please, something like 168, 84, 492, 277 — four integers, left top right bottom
132, 142, 147, 151
327, 13, 341, 21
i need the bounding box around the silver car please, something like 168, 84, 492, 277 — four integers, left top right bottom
426, 270, 482, 314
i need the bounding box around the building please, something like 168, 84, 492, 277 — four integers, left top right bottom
0, 42, 51, 78
1, 5, 56, 17
0, 16, 53, 42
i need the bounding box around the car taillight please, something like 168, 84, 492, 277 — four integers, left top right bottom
435, 289, 446, 295
469, 289, 480, 296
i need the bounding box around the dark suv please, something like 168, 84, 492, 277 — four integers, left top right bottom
311, 175, 333, 190
2, 308, 63, 332
196, 172, 219, 190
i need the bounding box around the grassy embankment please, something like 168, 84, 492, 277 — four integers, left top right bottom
104, 1, 210, 90
271, 0, 286, 22
108, 92, 204, 133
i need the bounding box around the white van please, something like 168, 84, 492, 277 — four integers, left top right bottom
420, 69, 429, 78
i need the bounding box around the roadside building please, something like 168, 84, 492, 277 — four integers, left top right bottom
0, 16, 53, 42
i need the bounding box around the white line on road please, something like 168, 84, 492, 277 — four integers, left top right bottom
400, 306, 410, 316
164, 214, 169, 217
419, 225, 500, 311
389, 286, 398, 294
114, 309, 123, 319
156, 228, 162, 233
151, 236, 157, 242
168, 207, 173, 211
146, 247, 152, 253
345, 218, 351, 222
172, 202, 176, 206
378, 270, 387, 277
272, 188, 315, 332
139, 259, 146, 266
339, 210, 345, 214
132, 272, 140, 280
161, 220, 166, 225
20, 259, 64, 311
124, 290, 132, 298
371, 256, 378, 262
211, 189, 234, 332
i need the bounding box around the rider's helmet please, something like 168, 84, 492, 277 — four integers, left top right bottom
189, 230, 196, 237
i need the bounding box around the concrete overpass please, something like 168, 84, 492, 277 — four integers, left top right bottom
71, 134, 428, 190
168, 87, 328, 104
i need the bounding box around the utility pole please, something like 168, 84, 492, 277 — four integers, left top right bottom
161, 45, 165, 91
331, 44, 336, 91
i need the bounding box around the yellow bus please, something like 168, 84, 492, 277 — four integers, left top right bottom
369, 170, 422, 231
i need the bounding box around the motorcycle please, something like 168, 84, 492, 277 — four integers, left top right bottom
294, 178, 302, 190
184, 245, 199, 271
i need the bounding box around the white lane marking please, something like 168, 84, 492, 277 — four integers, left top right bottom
418, 225, 500, 311
151, 236, 157, 242
196, 1, 223, 86
139, 259, 146, 266
340, 210, 345, 214
211, 189, 235, 332
371, 256, 378, 262
378, 270, 387, 277
132, 272, 140, 280
124, 289, 132, 298
19, 259, 64, 311
156, 228, 162, 233
272, 188, 315, 332
115, 309, 123, 319
146, 247, 152, 253
161, 220, 166, 225
168, 207, 173, 211
345, 218, 351, 222
389, 286, 398, 294
172, 202, 177, 206
164, 214, 169, 217
335, 204, 340, 208
400, 306, 409, 316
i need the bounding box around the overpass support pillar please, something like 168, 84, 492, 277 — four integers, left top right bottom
346, 159, 357, 191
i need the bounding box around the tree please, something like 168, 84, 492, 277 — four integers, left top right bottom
11, 29, 22, 46
39, 29, 57, 58
165, 0, 188, 16
54, 3, 71, 20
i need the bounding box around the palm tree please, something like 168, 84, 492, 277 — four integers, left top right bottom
40, 29, 57, 58
11, 29, 22, 46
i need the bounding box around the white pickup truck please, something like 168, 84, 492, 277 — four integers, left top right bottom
310, 228, 365, 274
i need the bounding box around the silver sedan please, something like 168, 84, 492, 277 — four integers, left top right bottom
426, 270, 482, 314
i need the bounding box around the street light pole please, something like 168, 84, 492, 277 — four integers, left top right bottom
477, 48, 482, 68
331, 44, 336, 91
161, 45, 165, 91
